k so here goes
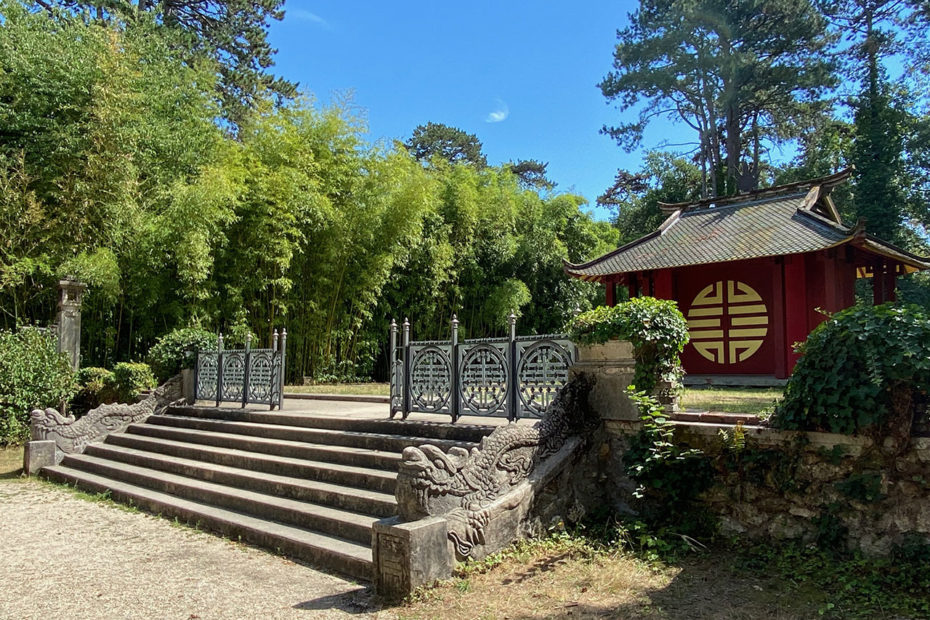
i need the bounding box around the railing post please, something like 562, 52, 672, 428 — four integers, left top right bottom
193, 351, 201, 402
402, 318, 411, 419
451, 314, 460, 423
216, 333, 224, 408
278, 328, 287, 411
508, 311, 517, 422
389, 319, 398, 418
242, 333, 252, 409
272, 330, 279, 410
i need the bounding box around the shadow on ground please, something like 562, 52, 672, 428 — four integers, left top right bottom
293, 587, 379, 615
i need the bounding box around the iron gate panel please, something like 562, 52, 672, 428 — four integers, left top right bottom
196, 353, 218, 401
459, 340, 510, 416
221, 350, 246, 402
408, 342, 454, 414
516, 337, 574, 417
390, 317, 575, 422
194, 330, 286, 410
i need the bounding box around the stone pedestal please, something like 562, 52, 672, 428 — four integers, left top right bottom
571, 340, 639, 421
181, 368, 195, 405
23, 440, 57, 475
372, 516, 452, 601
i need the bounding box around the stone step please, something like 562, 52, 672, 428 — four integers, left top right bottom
42, 465, 372, 580
84, 442, 397, 518
146, 414, 477, 454
104, 432, 397, 494
59, 452, 382, 543
168, 405, 494, 443
125, 423, 403, 471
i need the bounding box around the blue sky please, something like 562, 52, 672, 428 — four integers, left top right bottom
268, 1, 652, 220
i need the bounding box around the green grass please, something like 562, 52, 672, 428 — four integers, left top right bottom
681, 386, 782, 415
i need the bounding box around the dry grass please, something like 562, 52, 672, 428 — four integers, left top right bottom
397, 543, 813, 620
285, 383, 390, 396
681, 387, 782, 415
0, 445, 24, 480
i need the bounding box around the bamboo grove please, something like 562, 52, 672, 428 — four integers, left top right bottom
0, 2, 617, 381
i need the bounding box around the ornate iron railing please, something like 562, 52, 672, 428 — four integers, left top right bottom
195, 330, 286, 410
389, 315, 576, 422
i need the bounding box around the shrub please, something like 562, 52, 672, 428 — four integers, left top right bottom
564, 297, 689, 392
111, 362, 157, 402
773, 303, 930, 435
146, 327, 216, 381
0, 327, 76, 444
70, 366, 117, 416
70, 363, 157, 415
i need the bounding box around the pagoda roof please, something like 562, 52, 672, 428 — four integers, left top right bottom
565, 171, 930, 282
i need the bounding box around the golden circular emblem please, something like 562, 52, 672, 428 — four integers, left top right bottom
686, 280, 769, 365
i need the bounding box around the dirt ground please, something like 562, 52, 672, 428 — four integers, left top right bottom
0, 446, 823, 620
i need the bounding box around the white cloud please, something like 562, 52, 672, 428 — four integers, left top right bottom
486, 100, 509, 123
289, 9, 331, 28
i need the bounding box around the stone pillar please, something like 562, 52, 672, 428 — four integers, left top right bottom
56, 278, 86, 371
571, 340, 639, 421
372, 516, 452, 602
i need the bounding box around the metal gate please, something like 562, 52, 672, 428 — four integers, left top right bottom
389, 315, 576, 422
195, 330, 286, 410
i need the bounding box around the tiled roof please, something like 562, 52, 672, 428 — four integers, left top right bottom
565, 193, 854, 279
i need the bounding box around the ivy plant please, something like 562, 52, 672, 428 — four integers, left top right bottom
772, 303, 930, 435
564, 297, 689, 392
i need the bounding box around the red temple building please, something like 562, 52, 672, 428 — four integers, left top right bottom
564, 170, 930, 381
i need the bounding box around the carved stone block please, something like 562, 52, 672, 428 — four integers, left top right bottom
372, 516, 452, 602
23, 440, 56, 475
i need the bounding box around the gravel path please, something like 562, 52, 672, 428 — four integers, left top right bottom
0, 479, 388, 620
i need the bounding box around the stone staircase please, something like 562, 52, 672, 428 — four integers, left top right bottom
41, 406, 493, 581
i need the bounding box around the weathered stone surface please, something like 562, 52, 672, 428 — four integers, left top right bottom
56, 278, 86, 371
394, 373, 599, 560
372, 516, 452, 602
23, 440, 57, 475
572, 342, 638, 421
29, 374, 184, 466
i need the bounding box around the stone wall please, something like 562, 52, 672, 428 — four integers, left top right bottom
598, 419, 930, 555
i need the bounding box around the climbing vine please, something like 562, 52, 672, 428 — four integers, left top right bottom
565, 297, 688, 392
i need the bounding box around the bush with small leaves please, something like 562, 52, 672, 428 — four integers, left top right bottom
146, 327, 217, 382
0, 327, 76, 444
111, 362, 157, 402
70, 367, 117, 417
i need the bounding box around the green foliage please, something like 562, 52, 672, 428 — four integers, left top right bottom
835, 471, 884, 503
735, 539, 930, 619
404, 122, 487, 167
600, 0, 835, 195
0, 1, 621, 384
599, 152, 703, 244
110, 362, 156, 402
773, 303, 930, 434
565, 297, 689, 392
0, 327, 76, 444
39, 0, 294, 126
623, 388, 715, 521
146, 327, 217, 382
70, 366, 117, 417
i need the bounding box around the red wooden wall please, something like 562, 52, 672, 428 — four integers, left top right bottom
606, 250, 859, 379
